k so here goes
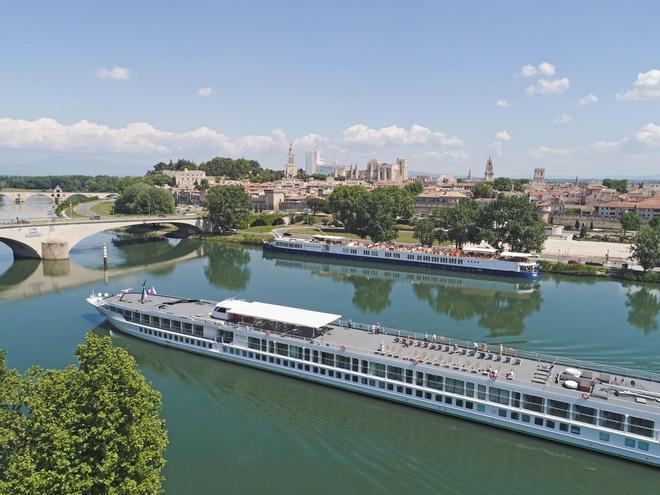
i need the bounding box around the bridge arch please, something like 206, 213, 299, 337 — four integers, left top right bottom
0, 217, 206, 261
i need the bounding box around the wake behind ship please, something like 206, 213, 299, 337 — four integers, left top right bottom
89, 290, 659, 466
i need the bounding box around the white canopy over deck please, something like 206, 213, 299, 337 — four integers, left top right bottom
216, 299, 341, 329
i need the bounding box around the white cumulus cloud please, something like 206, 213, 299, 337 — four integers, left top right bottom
494, 131, 511, 141
553, 114, 574, 125
197, 86, 213, 97
496, 99, 509, 107
578, 94, 599, 105
520, 62, 556, 77
635, 123, 660, 145
526, 77, 571, 95
341, 124, 464, 147
616, 69, 660, 101
97, 66, 132, 81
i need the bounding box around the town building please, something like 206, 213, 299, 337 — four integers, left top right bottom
484, 157, 494, 181
284, 143, 297, 179
305, 150, 323, 175
533, 168, 545, 184
414, 190, 468, 216
163, 169, 206, 189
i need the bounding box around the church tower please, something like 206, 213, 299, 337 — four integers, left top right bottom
484, 157, 494, 181
285, 143, 296, 179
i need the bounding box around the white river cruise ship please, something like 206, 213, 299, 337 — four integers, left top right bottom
263, 235, 540, 279
88, 291, 659, 467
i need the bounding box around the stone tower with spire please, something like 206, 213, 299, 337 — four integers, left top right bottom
484, 157, 494, 181
285, 142, 296, 179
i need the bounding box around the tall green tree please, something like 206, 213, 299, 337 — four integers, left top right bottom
114, 183, 175, 215
439, 199, 481, 249
631, 225, 660, 271
0, 334, 167, 495
404, 180, 424, 196
480, 196, 547, 252
204, 185, 251, 233
619, 211, 641, 236
306, 196, 328, 214
471, 182, 495, 199
602, 178, 628, 193
493, 177, 513, 191
356, 188, 398, 242
379, 186, 415, 223
327, 185, 369, 234
413, 217, 437, 247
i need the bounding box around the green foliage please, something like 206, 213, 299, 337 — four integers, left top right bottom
199, 157, 262, 179
205, 185, 251, 233
356, 188, 398, 242
247, 212, 285, 227
309, 173, 328, 181
379, 186, 415, 222
404, 180, 424, 196
143, 173, 172, 187
306, 196, 328, 214
574, 219, 580, 230
55, 195, 99, 216
471, 182, 495, 199
492, 177, 512, 191
602, 178, 628, 193
650, 217, 660, 228
436, 198, 481, 249
631, 225, 660, 271
114, 183, 175, 215
153, 159, 197, 172
413, 217, 436, 247
327, 185, 369, 234
0, 334, 167, 494
619, 211, 641, 235
480, 196, 547, 252
579, 223, 588, 239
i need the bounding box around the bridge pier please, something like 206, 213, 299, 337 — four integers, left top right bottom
41, 240, 69, 260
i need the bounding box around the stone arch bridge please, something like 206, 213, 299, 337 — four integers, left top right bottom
0, 190, 117, 204
0, 216, 207, 260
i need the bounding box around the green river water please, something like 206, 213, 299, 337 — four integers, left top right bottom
0, 202, 659, 494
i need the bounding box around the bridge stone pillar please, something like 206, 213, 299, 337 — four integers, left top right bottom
41, 240, 69, 260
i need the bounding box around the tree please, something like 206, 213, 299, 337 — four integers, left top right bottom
413, 218, 436, 247
579, 223, 588, 239
480, 196, 547, 252
620, 211, 641, 236
404, 180, 424, 196
357, 189, 398, 242
631, 225, 660, 271
196, 178, 210, 191
649, 216, 660, 229
602, 178, 628, 193
439, 199, 481, 248
0, 334, 167, 495
306, 197, 328, 214
143, 173, 172, 187
204, 185, 251, 233
327, 185, 369, 234
574, 219, 580, 230
589, 221, 594, 230
114, 183, 175, 215
493, 177, 513, 192
379, 186, 415, 223
472, 182, 495, 199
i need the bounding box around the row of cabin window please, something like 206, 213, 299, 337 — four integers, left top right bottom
403, 254, 465, 265
138, 327, 211, 348
231, 347, 655, 453
361, 250, 378, 256
245, 337, 656, 438
384, 252, 402, 259
111, 306, 235, 342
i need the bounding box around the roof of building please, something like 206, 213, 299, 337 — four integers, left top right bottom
596, 201, 637, 208
217, 299, 341, 329
417, 190, 468, 198
636, 197, 660, 209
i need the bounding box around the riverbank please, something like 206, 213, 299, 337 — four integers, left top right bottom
539, 260, 659, 283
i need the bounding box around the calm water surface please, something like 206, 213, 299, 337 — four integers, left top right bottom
0, 213, 658, 494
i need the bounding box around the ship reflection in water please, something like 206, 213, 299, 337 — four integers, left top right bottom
262, 249, 542, 337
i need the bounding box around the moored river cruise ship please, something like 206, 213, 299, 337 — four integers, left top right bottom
88, 291, 659, 467
263, 235, 540, 279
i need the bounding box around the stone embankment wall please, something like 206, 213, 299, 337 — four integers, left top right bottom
551, 215, 621, 230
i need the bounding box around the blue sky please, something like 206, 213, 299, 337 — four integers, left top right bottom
1, 0, 659, 177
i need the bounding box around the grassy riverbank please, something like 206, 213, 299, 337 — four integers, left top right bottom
539, 260, 659, 283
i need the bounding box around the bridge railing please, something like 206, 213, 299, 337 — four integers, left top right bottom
0, 215, 203, 227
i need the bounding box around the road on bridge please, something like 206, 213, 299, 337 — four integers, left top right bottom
73, 199, 114, 218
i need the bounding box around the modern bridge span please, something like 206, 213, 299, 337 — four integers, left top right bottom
0, 216, 208, 260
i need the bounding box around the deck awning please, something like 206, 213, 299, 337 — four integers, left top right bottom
217, 299, 341, 329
